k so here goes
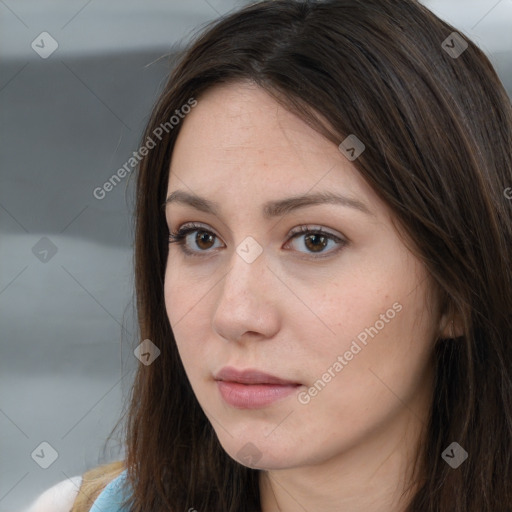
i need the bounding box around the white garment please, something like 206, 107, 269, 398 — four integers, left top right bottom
23, 475, 83, 512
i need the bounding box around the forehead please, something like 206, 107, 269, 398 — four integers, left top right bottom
172, 82, 326, 161
167, 82, 374, 202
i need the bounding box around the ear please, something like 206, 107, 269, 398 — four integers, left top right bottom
437, 306, 464, 339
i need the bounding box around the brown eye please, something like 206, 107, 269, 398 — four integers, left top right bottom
286, 226, 347, 259
168, 224, 223, 257
303, 233, 329, 253
169, 223, 347, 260
194, 231, 216, 250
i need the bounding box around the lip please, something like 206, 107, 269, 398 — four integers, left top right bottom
214, 366, 301, 409
214, 366, 301, 386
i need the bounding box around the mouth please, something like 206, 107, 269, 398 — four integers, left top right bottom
214, 366, 301, 386
214, 366, 302, 409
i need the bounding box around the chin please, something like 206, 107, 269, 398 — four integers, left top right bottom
214, 434, 302, 470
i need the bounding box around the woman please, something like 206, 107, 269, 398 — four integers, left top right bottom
27, 0, 512, 510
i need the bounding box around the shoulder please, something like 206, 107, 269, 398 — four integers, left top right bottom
87, 469, 130, 512
24, 475, 82, 512
24, 460, 127, 512
71, 460, 128, 512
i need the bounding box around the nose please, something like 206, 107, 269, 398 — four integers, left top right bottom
211, 244, 281, 344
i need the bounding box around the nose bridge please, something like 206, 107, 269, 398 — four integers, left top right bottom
223, 236, 268, 299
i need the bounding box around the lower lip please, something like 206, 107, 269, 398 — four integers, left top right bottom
216, 381, 300, 409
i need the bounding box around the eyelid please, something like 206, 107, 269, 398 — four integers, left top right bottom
288, 224, 344, 239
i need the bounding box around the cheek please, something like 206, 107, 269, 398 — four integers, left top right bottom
164, 251, 216, 316
163, 263, 195, 355
302, 276, 435, 421
163, 260, 218, 376
164, 256, 203, 328
163, 268, 179, 331
299, 258, 435, 394
303, 278, 400, 362
163, 275, 207, 403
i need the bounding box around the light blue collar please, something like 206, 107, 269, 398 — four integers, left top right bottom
89, 469, 132, 512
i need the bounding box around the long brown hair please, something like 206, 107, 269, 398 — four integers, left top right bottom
73, 0, 512, 510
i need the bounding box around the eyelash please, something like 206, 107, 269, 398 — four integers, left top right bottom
167, 222, 347, 260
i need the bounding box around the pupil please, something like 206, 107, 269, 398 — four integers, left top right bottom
306, 234, 326, 253
197, 231, 213, 249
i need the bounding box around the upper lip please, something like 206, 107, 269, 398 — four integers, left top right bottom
214, 366, 300, 385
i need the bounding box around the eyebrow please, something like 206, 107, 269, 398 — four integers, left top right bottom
164, 189, 374, 218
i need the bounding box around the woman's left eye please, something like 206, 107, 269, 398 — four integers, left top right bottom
167, 223, 347, 259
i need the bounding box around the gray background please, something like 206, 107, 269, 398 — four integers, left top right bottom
0, 1, 510, 511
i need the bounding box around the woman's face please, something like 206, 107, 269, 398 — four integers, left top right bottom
164, 81, 441, 471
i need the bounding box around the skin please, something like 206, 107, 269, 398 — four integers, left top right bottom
163, 81, 459, 512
